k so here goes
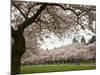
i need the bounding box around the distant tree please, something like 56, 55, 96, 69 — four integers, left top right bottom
72, 37, 78, 43
88, 35, 96, 44
81, 36, 86, 44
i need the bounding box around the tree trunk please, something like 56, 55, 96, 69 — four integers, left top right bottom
11, 30, 25, 75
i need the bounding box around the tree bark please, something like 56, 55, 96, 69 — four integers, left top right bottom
11, 30, 25, 75
11, 3, 48, 75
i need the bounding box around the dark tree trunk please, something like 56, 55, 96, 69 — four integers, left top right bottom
11, 30, 25, 75
11, 3, 48, 75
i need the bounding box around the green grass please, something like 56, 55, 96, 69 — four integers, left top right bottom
21, 63, 96, 74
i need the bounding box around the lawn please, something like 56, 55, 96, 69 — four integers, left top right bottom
21, 63, 96, 74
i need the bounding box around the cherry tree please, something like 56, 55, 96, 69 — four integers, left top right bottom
11, 1, 96, 74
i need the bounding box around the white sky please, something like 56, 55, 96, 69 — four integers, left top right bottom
40, 29, 94, 50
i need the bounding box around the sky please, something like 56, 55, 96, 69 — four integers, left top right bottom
39, 29, 95, 50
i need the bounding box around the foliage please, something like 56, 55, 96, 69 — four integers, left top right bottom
21, 42, 96, 65
81, 36, 86, 44
11, 1, 96, 55
11, 1, 96, 41
11, 1, 96, 74
88, 35, 96, 44
72, 37, 78, 43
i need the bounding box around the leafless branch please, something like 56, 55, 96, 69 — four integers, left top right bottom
47, 3, 78, 16
12, 3, 26, 19
18, 3, 48, 31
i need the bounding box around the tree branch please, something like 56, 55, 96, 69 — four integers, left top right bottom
47, 3, 78, 16
15, 2, 95, 32
18, 3, 48, 31
25, 3, 41, 18
12, 3, 26, 19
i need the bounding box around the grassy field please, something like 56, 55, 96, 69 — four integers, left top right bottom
21, 63, 96, 74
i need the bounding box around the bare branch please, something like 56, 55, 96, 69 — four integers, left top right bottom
47, 3, 78, 16
12, 3, 26, 19
26, 3, 42, 17
18, 3, 48, 31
